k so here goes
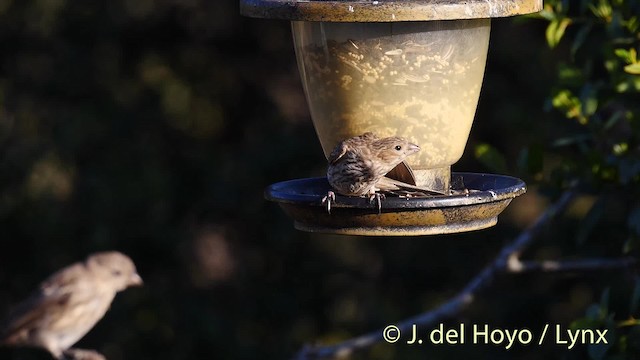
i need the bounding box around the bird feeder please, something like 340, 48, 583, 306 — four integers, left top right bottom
243, 0, 538, 235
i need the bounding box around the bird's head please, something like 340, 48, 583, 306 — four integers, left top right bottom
372, 136, 421, 172
86, 251, 143, 292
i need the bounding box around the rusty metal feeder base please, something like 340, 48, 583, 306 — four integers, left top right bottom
265, 173, 526, 236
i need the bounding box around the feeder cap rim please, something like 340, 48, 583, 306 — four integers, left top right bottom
240, 0, 543, 22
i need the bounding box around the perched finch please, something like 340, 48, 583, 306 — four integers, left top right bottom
0, 251, 143, 359
324, 132, 439, 212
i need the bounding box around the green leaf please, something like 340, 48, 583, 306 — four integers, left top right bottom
605, 59, 617, 71
589, 0, 612, 20
474, 143, 508, 173
614, 48, 630, 60
580, 84, 599, 116
552, 134, 591, 147
552, 89, 578, 108
616, 80, 630, 92
552, 89, 586, 122
558, 63, 584, 85
625, 16, 639, 33
615, 48, 638, 64
623, 236, 638, 254
613, 142, 628, 155
546, 17, 572, 48
624, 63, 640, 74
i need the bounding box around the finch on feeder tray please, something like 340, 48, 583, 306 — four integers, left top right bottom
323, 132, 444, 213
0, 251, 143, 360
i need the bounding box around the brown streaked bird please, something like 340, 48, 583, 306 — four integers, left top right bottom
0, 251, 143, 359
324, 132, 437, 212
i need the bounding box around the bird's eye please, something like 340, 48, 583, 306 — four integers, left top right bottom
112, 270, 122, 276
395, 145, 402, 151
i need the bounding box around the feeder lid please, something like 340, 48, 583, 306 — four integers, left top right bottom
240, 0, 542, 22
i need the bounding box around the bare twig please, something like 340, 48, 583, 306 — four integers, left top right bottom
293, 191, 578, 360
63, 348, 106, 360
508, 257, 637, 273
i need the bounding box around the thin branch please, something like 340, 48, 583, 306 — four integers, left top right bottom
508, 257, 637, 273
293, 190, 578, 360
63, 348, 106, 360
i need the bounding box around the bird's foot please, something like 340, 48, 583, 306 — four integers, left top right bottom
321, 190, 336, 214
369, 193, 385, 214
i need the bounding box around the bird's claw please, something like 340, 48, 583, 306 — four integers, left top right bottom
369, 193, 385, 214
322, 190, 336, 214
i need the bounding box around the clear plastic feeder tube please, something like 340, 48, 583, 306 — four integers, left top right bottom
292, 20, 490, 190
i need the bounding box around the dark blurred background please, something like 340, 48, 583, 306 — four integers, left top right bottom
0, 1, 634, 359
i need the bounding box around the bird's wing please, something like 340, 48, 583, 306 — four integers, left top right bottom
0, 264, 85, 343
327, 142, 349, 164
377, 177, 447, 195
328, 133, 379, 164
385, 161, 417, 185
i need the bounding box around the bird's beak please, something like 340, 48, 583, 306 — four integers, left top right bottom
129, 273, 144, 286
408, 143, 421, 154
